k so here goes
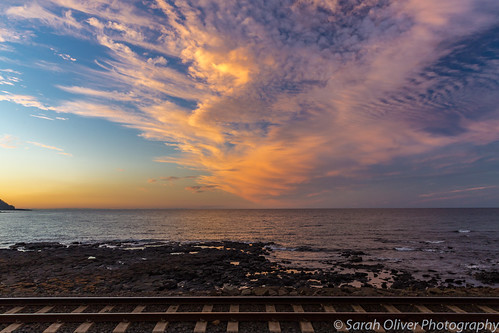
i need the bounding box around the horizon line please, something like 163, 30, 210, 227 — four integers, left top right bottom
6, 206, 499, 210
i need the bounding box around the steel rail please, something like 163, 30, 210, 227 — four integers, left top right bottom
0, 296, 498, 305
0, 311, 498, 323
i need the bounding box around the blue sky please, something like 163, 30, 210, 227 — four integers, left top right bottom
1, 0, 499, 208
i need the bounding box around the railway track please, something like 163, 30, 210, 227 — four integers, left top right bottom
0, 296, 498, 333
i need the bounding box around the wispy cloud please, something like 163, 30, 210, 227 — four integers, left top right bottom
6, 3, 82, 30
50, 47, 76, 62
185, 185, 219, 193
30, 114, 54, 121
0, 134, 19, 149
160, 176, 197, 182
148, 175, 198, 186
34, 60, 63, 72
420, 186, 498, 199
29, 113, 67, 121
0, 70, 19, 86
0, 27, 21, 43
57, 86, 137, 101
27, 141, 72, 157
0, 91, 56, 111
3, 0, 499, 203
0, 69, 21, 74
0, 76, 14, 86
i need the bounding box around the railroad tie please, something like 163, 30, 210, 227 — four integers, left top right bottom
265, 304, 281, 333
74, 305, 114, 333
226, 304, 239, 333
0, 307, 24, 333
477, 305, 499, 314
292, 304, 314, 333
0, 305, 53, 333
112, 305, 146, 333
445, 305, 467, 333
352, 304, 385, 333
152, 304, 178, 333
413, 304, 431, 313
43, 305, 88, 333
415, 304, 466, 333
193, 304, 213, 333
322, 305, 347, 332
383, 304, 424, 333
3, 307, 24, 314
414, 304, 433, 333
446, 305, 467, 314
477, 304, 499, 332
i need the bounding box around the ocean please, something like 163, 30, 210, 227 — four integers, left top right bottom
1, 208, 498, 286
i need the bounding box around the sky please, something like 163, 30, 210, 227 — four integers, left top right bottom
1, 0, 499, 209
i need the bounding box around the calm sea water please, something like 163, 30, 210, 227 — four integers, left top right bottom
1, 208, 498, 285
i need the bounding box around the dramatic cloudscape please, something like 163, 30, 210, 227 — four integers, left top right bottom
1, 0, 499, 208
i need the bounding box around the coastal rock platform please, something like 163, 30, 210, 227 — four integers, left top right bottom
0, 241, 497, 297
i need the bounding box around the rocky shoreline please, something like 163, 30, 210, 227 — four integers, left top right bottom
0, 241, 498, 297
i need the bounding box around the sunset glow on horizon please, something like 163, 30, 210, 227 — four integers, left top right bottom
1, 0, 499, 209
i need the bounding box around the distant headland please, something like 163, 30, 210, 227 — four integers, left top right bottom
0, 199, 19, 210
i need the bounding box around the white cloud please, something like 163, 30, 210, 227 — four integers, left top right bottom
57, 86, 136, 101
6, 3, 81, 30
30, 114, 54, 120
0, 91, 57, 111
50, 48, 77, 62
0, 27, 21, 43
27, 140, 72, 157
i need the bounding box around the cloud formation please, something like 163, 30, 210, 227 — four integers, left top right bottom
0, 91, 56, 111
185, 185, 219, 193
50, 48, 76, 62
148, 175, 198, 185
0, 134, 18, 149
2, 0, 499, 203
27, 141, 72, 157
420, 186, 498, 199
418, 186, 498, 203
30, 114, 54, 121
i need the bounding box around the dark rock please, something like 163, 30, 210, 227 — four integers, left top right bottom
294, 246, 323, 252
341, 250, 366, 257
268, 288, 278, 296
0, 199, 15, 210
222, 285, 239, 295
475, 271, 499, 285
10, 242, 65, 250
253, 287, 269, 296
0, 240, 466, 297
240, 288, 252, 296
278, 287, 288, 296
162, 279, 178, 290
350, 256, 363, 263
